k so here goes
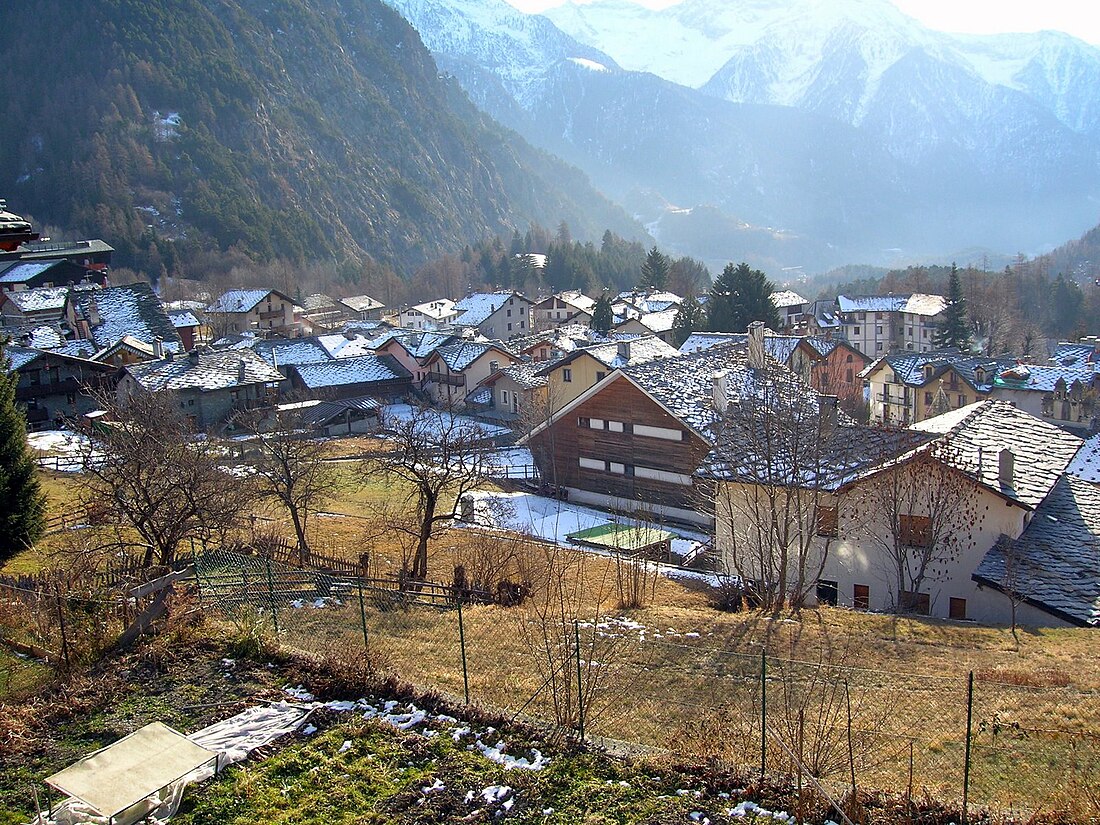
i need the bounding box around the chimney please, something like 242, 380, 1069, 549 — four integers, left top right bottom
617, 340, 631, 361
238, 360, 248, 384
712, 369, 729, 414
189, 349, 200, 364
748, 321, 765, 369
152, 337, 164, 359
87, 296, 101, 327
998, 448, 1014, 489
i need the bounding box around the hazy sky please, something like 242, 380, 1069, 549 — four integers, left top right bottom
503, 0, 1100, 44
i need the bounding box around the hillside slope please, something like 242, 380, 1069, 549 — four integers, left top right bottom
0, 0, 643, 275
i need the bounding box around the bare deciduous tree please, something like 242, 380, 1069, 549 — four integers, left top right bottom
850, 439, 987, 613
363, 404, 494, 580
80, 391, 255, 568
236, 407, 335, 563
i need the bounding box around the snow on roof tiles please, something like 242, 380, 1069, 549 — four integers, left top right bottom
127, 349, 284, 392
0, 261, 59, 283
339, 294, 385, 312
910, 400, 1083, 510
1068, 434, 1100, 484
70, 282, 182, 353
993, 363, 1099, 393
408, 299, 458, 320
837, 293, 946, 316
770, 290, 808, 308
316, 333, 376, 359
167, 309, 200, 328
251, 338, 333, 368
206, 289, 276, 314
453, 293, 521, 327
4, 286, 70, 313
975, 475, 1100, 627
433, 340, 509, 372
292, 354, 410, 389
4, 345, 41, 371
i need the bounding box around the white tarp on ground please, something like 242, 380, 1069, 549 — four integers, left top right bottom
32, 703, 312, 825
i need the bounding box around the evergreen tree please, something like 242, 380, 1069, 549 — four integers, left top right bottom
0, 349, 47, 562
671, 294, 705, 347
591, 294, 614, 336
933, 263, 971, 351
706, 262, 780, 332
638, 246, 670, 290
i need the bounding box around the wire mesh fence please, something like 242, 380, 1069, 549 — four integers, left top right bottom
191, 546, 1100, 821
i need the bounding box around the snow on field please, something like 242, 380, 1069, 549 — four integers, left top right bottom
282, 687, 550, 773
456, 490, 719, 585
27, 429, 99, 472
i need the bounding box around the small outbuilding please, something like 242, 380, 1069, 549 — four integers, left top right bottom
566, 522, 676, 562
44, 721, 218, 825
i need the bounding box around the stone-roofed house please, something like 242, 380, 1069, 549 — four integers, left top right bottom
422, 341, 518, 407
398, 299, 459, 331
467, 361, 550, 421
835, 293, 947, 357
0, 286, 73, 325
245, 337, 334, 377
533, 291, 596, 330
167, 309, 201, 351
974, 475, 1100, 627
373, 330, 457, 386
4, 345, 118, 430
810, 401, 1086, 624
0, 259, 107, 294
535, 335, 680, 409
287, 354, 411, 402
525, 324, 816, 526
339, 294, 386, 321
614, 308, 680, 344
0, 238, 113, 270
1050, 337, 1100, 367
118, 348, 285, 430
770, 290, 810, 333
990, 362, 1098, 433
65, 282, 183, 358
452, 291, 534, 339
205, 289, 299, 338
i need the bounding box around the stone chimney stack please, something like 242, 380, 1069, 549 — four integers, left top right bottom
238, 360, 248, 384
712, 369, 729, 414
998, 448, 1015, 489
87, 296, 101, 327
152, 337, 164, 359
748, 321, 765, 369
617, 340, 631, 362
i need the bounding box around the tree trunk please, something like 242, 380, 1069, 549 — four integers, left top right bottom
289, 505, 311, 564
411, 494, 437, 580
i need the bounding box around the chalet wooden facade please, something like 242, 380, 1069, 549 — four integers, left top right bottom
527, 371, 715, 526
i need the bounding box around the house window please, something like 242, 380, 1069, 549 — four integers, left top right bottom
924, 392, 933, 405
854, 584, 870, 610
815, 505, 838, 537
899, 514, 932, 548
876, 326, 883, 335
521, 321, 525, 329
846, 354, 853, 362
634, 423, 682, 441
899, 590, 931, 615
607, 420, 624, 432
578, 457, 605, 471
563, 368, 572, 383
633, 465, 692, 485
608, 461, 626, 474
500, 390, 509, 406
854, 326, 861, 335
589, 418, 605, 429
507, 309, 512, 317
957, 394, 966, 407
846, 369, 853, 383
816, 580, 839, 606
489, 360, 499, 373
578, 417, 590, 428
876, 342, 883, 351
949, 597, 967, 620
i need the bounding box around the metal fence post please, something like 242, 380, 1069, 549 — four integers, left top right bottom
761, 648, 767, 779
357, 576, 369, 649
574, 618, 585, 741
265, 558, 279, 635
457, 597, 470, 705
963, 670, 974, 822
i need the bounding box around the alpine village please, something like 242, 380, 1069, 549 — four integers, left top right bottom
3, 2, 1100, 825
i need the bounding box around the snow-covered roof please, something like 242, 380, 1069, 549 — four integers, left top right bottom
836, 293, 946, 317
276, 396, 380, 425
407, 299, 458, 321
770, 290, 808, 308
3, 345, 42, 372
300, 293, 337, 311
167, 309, 200, 328
0, 261, 58, 284
1068, 434, 1100, 484
909, 400, 1083, 510
993, 363, 1099, 393
14, 323, 66, 350
871, 349, 1014, 392
901, 293, 948, 316
339, 294, 385, 313
453, 292, 527, 327
3, 286, 70, 313
68, 282, 183, 353
630, 308, 679, 334
975, 475, 1100, 627
546, 335, 677, 374
432, 341, 511, 373
126, 349, 284, 392
291, 354, 410, 389
542, 290, 596, 313
206, 289, 283, 314
377, 330, 456, 361
1050, 341, 1100, 367
316, 333, 375, 360
480, 361, 548, 391
680, 332, 744, 354
163, 299, 207, 312
251, 337, 333, 369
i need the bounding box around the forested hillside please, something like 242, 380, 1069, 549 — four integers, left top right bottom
0, 0, 643, 278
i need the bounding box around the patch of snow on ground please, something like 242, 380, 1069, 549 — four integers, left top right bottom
567, 56, 609, 71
